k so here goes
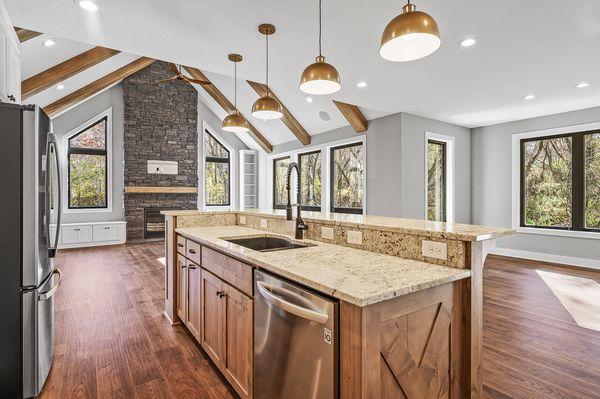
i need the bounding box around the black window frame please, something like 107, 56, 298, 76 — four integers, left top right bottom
330, 142, 364, 214
272, 156, 290, 210
427, 139, 447, 222
520, 130, 598, 232
298, 150, 322, 212
204, 130, 231, 207
67, 116, 109, 210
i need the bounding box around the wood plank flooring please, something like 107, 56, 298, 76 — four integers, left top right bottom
39, 243, 600, 398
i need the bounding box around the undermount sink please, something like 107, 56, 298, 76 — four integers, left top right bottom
224, 236, 311, 252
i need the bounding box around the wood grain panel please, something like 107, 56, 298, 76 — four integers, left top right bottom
183, 66, 273, 153
44, 57, 155, 117
201, 270, 225, 368
185, 240, 201, 264
201, 245, 227, 278
333, 100, 368, 133
247, 80, 311, 145
185, 262, 201, 340
14, 27, 41, 42
22, 46, 120, 99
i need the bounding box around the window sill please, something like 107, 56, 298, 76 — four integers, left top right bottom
516, 227, 600, 240
63, 207, 113, 214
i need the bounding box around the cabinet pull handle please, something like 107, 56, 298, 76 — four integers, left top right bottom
181, 264, 187, 269
177, 243, 184, 247
188, 249, 196, 254
215, 290, 225, 298
188, 265, 197, 270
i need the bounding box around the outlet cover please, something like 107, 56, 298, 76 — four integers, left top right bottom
260, 218, 268, 228
321, 227, 334, 240
421, 240, 448, 260
347, 230, 363, 245
239, 216, 246, 225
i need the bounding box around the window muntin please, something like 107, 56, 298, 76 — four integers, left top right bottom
585, 133, 600, 229
67, 117, 108, 209
204, 130, 230, 206
330, 142, 363, 214
299, 150, 322, 211
273, 156, 290, 209
427, 140, 446, 222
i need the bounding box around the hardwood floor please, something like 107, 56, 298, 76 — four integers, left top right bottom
39, 243, 600, 399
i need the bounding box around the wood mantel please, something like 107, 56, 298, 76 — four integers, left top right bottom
125, 186, 197, 194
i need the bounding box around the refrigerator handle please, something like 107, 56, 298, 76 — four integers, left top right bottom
38, 269, 62, 301
46, 133, 62, 258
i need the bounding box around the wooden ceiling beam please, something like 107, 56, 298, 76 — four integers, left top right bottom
44, 57, 155, 118
333, 100, 368, 133
183, 66, 273, 153
247, 80, 311, 146
14, 27, 42, 43
22, 46, 121, 100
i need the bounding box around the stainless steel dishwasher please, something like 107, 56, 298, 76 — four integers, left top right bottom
254, 270, 338, 399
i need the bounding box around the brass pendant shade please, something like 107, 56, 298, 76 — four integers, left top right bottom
222, 53, 250, 133
252, 24, 283, 120
380, 1, 441, 62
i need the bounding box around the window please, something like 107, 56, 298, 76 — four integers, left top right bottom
67, 116, 108, 209
273, 156, 290, 209
299, 150, 322, 211
427, 140, 446, 222
330, 142, 363, 214
520, 131, 599, 232
204, 130, 230, 206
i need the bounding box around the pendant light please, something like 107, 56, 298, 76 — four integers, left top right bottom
299, 0, 341, 95
380, 0, 441, 62
222, 54, 250, 133
252, 24, 283, 120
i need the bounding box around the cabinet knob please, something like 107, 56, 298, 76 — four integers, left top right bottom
216, 290, 225, 298
8, 95, 16, 103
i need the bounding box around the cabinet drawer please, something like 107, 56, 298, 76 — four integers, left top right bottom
177, 235, 186, 255
202, 247, 253, 297
186, 240, 201, 264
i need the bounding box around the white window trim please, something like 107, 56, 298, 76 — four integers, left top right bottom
200, 120, 237, 211
267, 135, 367, 214
424, 132, 455, 223
60, 107, 113, 214
511, 121, 600, 240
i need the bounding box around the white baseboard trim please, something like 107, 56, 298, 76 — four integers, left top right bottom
58, 239, 126, 250
490, 247, 600, 270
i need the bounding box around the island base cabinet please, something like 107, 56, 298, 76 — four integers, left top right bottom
201, 270, 225, 367
186, 262, 201, 340
176, 255, 187, 321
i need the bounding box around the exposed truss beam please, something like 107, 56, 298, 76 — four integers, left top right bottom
44, 57, 155, 118
184, 66, 273, 153
333, 100, 368, 133
14, 27, 41, 42
22, 46, 121, 100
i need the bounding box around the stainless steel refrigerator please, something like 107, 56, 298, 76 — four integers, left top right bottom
0, 103, 62, 398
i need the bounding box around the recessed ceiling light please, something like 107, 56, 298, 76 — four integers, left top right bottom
523, 94, 535, 100
575, 82, 590, 89
319, 111, 331, 122
357, 81, 367, 88
55, 84, 65, 90
459, 38, 477, 47
78, 0, 98, 11
305, 96, 313, 103
42, 38, 56, 47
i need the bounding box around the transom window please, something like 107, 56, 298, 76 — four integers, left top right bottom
520, 131, 599, 231
330, 142, 364, 214
204, 130, 230, 206
67, 116, 108, 209
299, 150, 322, 211
427, 140, 446, 222
273, 156, 290, 209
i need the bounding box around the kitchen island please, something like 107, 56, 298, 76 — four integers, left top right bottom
162, 210, 513, 399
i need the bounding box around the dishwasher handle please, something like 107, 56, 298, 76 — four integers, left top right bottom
256, 280, 329, 324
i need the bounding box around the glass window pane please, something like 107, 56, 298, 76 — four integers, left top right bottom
427, 141, 446, 222
523, 136, 572, 227
585, 133, 600, 229
300, 151, 321, 208
332, 144, 363, 210
69, 154, 106, 208
205, 161, 229, 205
273, 157, 290, 207
68, 118, 106, 150
205, 131, 229, 159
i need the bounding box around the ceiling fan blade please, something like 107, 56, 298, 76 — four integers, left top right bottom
169, 63, 180, 76
186, 78, 211, 85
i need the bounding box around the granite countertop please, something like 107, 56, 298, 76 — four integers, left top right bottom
176, 225, 471, 307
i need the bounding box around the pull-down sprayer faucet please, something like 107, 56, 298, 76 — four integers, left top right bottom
285, 162, 308, 239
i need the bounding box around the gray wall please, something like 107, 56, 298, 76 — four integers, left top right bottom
52, 84, 124, 224
471, 106, 600, 261
270, 111, 471, 222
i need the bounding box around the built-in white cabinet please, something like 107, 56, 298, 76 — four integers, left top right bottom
61, 225, 93, 245
239, 150, 257, 210
51, 221, 126, 249
0, 2, 21, 104
93, 224, 123, 242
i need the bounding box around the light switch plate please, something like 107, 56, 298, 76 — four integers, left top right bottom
239, 216, 246, 225
260, 218, 268, 228
347, 230, 363, 245
321, 227, 334, 240
422, 240, 448, 260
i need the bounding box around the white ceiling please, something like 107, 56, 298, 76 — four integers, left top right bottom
8, 0, 600, 137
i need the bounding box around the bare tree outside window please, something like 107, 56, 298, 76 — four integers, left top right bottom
586, 133, 600, 229
331, 143, 363, 213
273, 157, 290, 208
427, 140, 446, 222
299, 151, 322, 210
204, 130, 230, 206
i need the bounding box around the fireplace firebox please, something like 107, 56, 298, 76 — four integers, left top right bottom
144, 206, 181, 239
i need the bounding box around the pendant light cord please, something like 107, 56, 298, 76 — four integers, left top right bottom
234, 61, 237, 112
318, 0, 322, 56
266, 33, 270, 97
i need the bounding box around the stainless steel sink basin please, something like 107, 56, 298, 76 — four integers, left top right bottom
224, 236, 310, 252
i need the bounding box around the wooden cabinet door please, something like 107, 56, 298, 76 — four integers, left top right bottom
176, 255, 187, 321
201, 270, 224, 368
223, 283, 253, 399
186, 262, 201, 340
